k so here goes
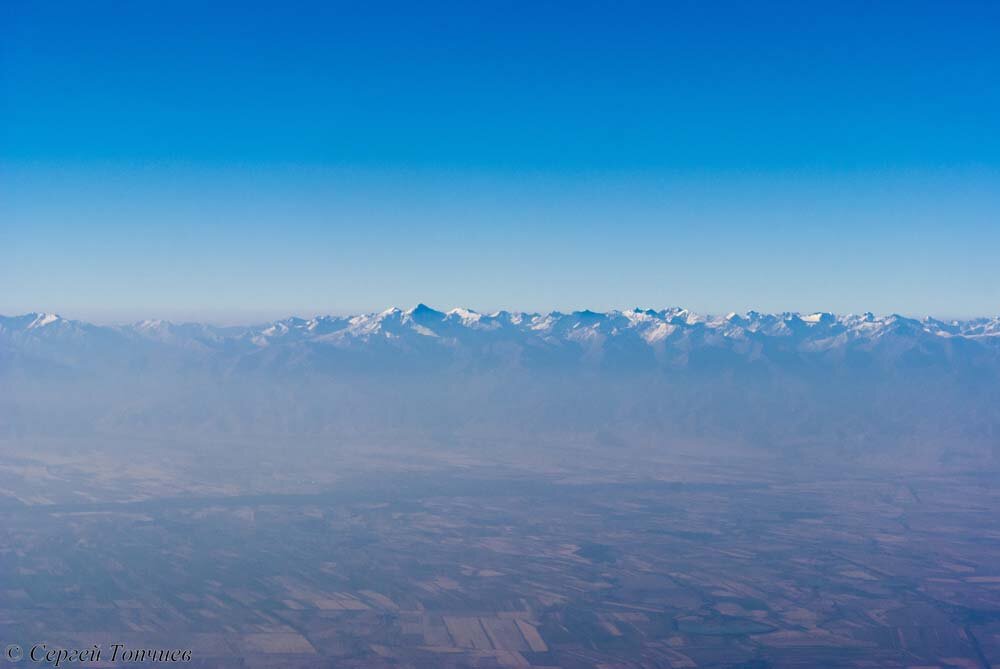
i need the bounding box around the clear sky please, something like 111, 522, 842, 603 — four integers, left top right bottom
3, 1, 999, 322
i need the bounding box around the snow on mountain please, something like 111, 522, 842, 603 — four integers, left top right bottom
4, 307, 999, 457
2, 307, 999, 374
28, 313, 62, 329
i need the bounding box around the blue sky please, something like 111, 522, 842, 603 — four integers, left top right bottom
3, 1, 999, 321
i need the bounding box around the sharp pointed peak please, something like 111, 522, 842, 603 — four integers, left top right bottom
406, 302, 442, 315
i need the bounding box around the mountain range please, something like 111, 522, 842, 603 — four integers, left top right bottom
4, 305, 1000, 373
3, 306, 999, 465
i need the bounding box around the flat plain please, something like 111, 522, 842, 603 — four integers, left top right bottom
1, 437, 999, 668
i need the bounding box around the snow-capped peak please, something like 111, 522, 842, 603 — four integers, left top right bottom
28, 313, 62, 329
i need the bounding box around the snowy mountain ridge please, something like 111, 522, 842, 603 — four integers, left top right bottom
4, 304, 1000, 379
4, 305, 999, 348
4, 306, 1000, 455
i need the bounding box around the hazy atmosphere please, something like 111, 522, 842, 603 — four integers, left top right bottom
3, 2, 1000, 669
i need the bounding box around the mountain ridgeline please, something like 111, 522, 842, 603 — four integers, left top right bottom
3, 306, 999, 467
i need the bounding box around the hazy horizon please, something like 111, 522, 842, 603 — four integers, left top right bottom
4, 301, 1000, 328
4, 3, 1000, 668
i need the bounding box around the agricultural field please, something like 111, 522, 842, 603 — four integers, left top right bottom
1, 439, 999, 668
